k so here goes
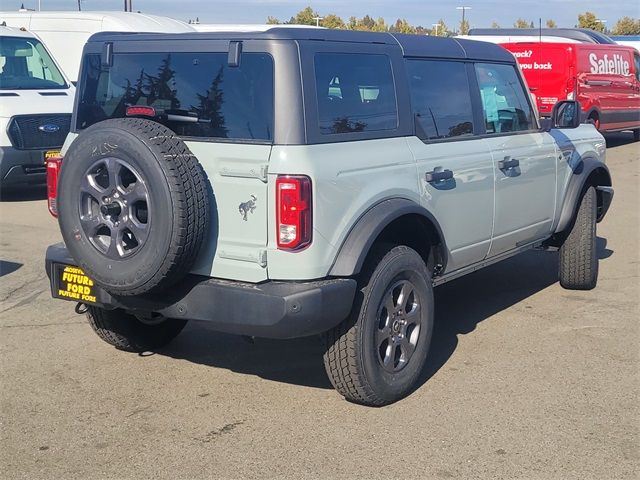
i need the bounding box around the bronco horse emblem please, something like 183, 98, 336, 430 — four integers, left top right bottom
238, 195, 257, 221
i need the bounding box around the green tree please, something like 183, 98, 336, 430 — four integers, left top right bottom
491, 21, 500, 28
577, 11, 605, 32
266, 16, 280, 25
611, 16, 640, 35
430, 19, 449, 37
347, 16, 358, 30
322, 14, 345, 29
288, 6, 319, 26
459, 18, 470, 35
390, 18, 416, 34
514, 18, 531, 28
546, 19, 557, 28
372, 17, 388, 32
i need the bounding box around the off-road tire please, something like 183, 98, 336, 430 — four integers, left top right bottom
323, 245, 434, 406
57, 118, 210, 296
559, 186, 598, 290
86, 306, 187, 352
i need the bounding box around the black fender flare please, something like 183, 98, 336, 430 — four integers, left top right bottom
328, 198, 448, 277
554, 157, 612, 236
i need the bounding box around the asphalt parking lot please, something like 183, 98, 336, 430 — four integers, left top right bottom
1, 133, 638, 480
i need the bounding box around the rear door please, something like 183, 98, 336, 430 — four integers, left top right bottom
474, 62, 557, 256
406, 59, 495, 271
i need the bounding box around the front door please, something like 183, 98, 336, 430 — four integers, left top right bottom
474, 62, 557, 256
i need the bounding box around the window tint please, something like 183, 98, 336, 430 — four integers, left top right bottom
77, 52, 274, 141
0, 36, 66, 89
314, 53, 398, 134
406, 60, 474, 140
634, 53, 640, 81
475, 63, 536, 134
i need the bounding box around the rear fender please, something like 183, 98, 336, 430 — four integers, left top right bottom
328, 198, 448, 277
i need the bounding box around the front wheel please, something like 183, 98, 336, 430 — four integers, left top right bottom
86, 306, 188, 352
559, 186, 598, 290
323, 245, 434, 406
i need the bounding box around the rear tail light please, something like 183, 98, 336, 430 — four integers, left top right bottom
566, 77, 577, 100
276, 175, 312, 250
46, 156, 62, 217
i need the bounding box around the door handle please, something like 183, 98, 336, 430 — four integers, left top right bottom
498, 157, 520, 170
425, 169, 454, 183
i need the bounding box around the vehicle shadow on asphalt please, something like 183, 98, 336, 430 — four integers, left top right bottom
160, 324, 334, 389
0, 185, 46, 202
416, 238, 613, 392
158, 239, 613, 393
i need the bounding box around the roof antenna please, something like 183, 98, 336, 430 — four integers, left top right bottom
539, 18, 542, 43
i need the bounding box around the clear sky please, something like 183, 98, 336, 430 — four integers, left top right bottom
5, 1, 640, 29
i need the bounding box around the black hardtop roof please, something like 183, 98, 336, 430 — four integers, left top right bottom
87, 27, 515, 63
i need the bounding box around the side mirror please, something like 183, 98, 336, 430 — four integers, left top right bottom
549, 100, 581, 130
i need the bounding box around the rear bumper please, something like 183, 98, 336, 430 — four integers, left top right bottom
0, 146, 48, 186
45, 244, 357, 339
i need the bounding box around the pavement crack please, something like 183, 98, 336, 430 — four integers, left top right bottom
195, 420, 245, 443
126, 406, 152, 418
0, 321, 86, 328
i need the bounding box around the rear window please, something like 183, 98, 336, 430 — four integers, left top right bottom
77, 52, 274, 142
406, 59, 475, 140
314, 53, 398, 134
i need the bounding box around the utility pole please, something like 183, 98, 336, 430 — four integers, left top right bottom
432, 23, 439, 36
456, 6, 471, 32
312, 16, 323, 27
77, 0, 81, 11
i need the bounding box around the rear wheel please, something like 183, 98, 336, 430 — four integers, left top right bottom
633, 129, 639, 142
323, 245, 434, 406
559, 186, 598, 290
86, 306, 187, 352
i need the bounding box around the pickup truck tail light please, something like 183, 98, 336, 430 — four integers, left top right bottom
276, 175, 312, 250
46, 156, 63, 217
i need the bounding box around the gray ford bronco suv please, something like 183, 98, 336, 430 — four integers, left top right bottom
45, 28, 613, 406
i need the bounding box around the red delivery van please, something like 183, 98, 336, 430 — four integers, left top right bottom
501, 42, 640, 138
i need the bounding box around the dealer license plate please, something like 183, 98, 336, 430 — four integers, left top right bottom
54, 264, 98, 304
44, 150, 61, 164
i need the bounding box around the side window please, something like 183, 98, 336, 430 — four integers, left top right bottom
406, 59, 474, 141
475, 63, 536, 134
314, 53, 398, 134
634, 53, 640, 82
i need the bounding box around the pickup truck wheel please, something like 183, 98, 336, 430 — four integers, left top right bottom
86, 306, 187, 352
559, 186, 598, 290
323, 245, 433, 406
57, 118, 210, 296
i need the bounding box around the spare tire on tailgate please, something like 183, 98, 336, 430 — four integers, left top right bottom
57, 118, 210, 296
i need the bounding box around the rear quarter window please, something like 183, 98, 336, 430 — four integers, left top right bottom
314, 53, 398, 134
77, 52, 274, 142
